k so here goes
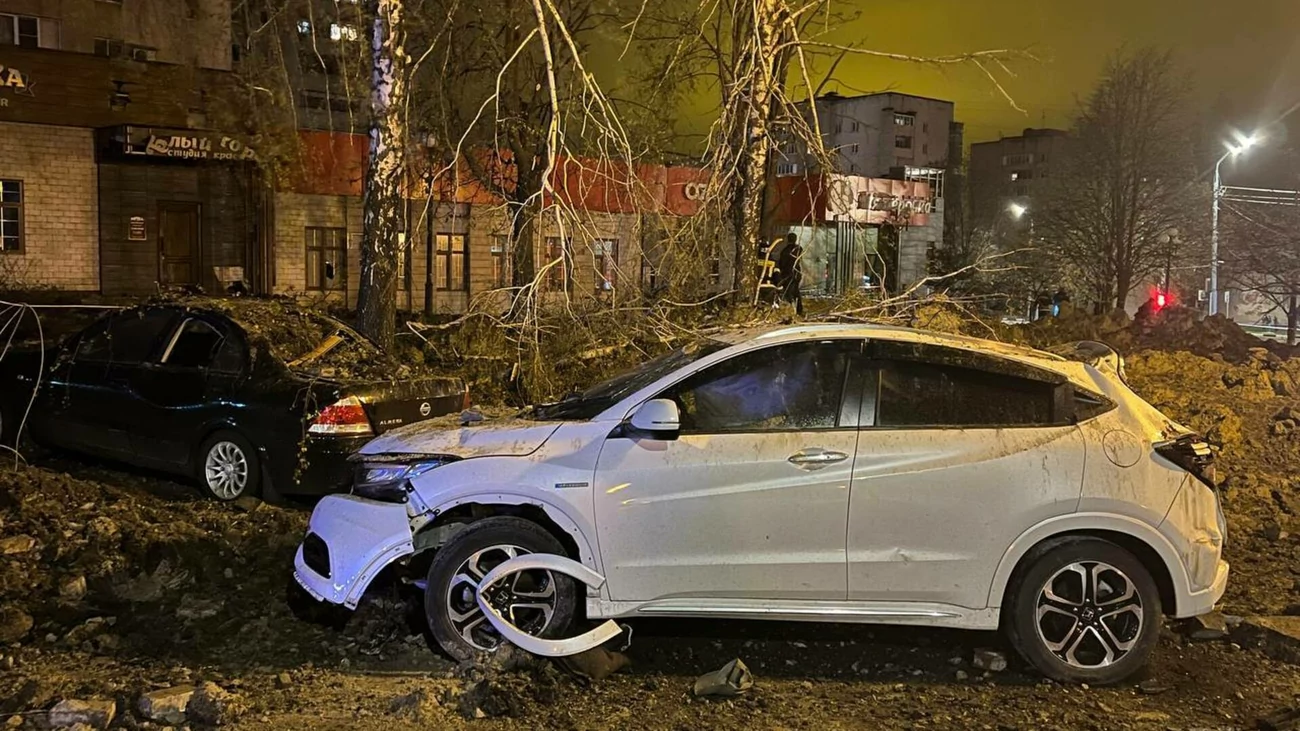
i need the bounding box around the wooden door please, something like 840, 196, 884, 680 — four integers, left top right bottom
158, 202, 201, 285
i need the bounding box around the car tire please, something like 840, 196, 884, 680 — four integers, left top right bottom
1005, 537, 1162, 685
425, 516, 578, 662
196, 430, 261, 501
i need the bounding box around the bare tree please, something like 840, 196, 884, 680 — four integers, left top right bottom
356, 0, 409, 350
1038, 49, 1199, 311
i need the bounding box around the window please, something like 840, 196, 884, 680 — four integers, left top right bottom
849, 143, 860, 154
544, 237, 572, 291
435, 233, 468, 291
301, 90, 357, 114
850, 121, 860, 132
922, 144, 928, 155
490, 234, 510, 288
162, 319, 228, 369
94, 38, 123, 57
1, 180, 22, 252
1002, 153, 1032, 167
640, 256, 658, 290
593, 239, 617, 292
305, 227, 346, 291
708, 256, 721, 285
895, 135, 913, 149
76, 310, 179, 365
922, 122, 929, 133
850, 163, 857, 173
0, 14, 59, 49
894, 113, 914, 127
875, 361, 1055, 428
660, 342, 851, 433
330, 23, 359, 42
1039, 153, 1048, 163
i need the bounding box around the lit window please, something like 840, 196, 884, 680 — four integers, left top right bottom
594, 239, 618, 292
490, 234, 509, 288
330, 23, 359, 42
895, 135, 913, 149
297, 19, 311, 34
435, 234, 468, 291
894, 113, 915, 127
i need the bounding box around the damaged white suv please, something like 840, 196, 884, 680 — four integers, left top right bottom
293, 324, 1227, 684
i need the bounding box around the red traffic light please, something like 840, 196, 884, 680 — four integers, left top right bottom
1155, 291, 1167, 309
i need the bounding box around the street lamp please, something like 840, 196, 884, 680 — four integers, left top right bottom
1007, 202, 1028, 220
1209, 132, 1260, 316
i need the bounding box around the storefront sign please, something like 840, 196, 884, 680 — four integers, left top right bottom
128, 216, 146, 241
682, 182, 707, 201
0, 65, 29, 91
826, 176, 932, 226
122, 128, 257, 162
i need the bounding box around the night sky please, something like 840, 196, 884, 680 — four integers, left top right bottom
660, 0, 1300, 163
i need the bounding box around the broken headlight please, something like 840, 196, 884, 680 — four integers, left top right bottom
352, 460, 450, 503
1155, 434, 1216, 489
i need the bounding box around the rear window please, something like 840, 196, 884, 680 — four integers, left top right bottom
876, 361, 1056, 428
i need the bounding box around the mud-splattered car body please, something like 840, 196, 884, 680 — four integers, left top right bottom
0, 302, 466, 497
294, 324, 1227, 682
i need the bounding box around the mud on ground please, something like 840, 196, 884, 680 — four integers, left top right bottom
4, 309, 1300, 728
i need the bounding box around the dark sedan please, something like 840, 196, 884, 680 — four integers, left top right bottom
0, 300, 466, 500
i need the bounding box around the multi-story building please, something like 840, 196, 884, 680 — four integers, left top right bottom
774, 91, 958, 292
0, 0, 264, 295
968, 128, 1071, 231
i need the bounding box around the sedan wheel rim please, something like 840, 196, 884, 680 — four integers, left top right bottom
1035, 561, 1144, 669
204, 441, 249, 499
445, 544, 559, 652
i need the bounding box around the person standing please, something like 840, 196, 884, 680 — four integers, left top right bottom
776, 232, 804, 315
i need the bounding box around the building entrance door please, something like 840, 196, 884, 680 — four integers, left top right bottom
158, 202, 201, 285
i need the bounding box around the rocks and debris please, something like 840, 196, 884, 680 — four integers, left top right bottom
0, 605, 33, 644
137, 686, 195, 725
554, 645, 631, 683
693, 659, 754, 698
57, 575, 86, 602
46, 699, 115, 730
1258, 705, 1300, 731
186, 682, 246, 726
971, 649, 1008, 672
0, 536, 35, 555
274, 672, 293, 689
110, 560, 191, 604
1233, 616, 1300, 665
1184, 611, 1231, 641
387, 689, 441, 721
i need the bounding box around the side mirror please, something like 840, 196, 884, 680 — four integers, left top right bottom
628, 399, 680, 440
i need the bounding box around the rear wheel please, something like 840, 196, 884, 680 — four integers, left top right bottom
1005, 538, 1161, 685
197, 431, 260, 501
424, 517, 577, 662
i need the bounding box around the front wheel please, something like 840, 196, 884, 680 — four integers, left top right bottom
1005, 537, 1161, 685
424, 517, 577, 662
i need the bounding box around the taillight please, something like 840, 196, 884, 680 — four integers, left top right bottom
309, 395, 373, 436
1155, 434, 1215, 488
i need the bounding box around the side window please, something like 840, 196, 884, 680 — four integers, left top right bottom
163, 319, 229, 370
660, 342, 850, 433
876, 361, 1055, 427
76, 310, 177, 364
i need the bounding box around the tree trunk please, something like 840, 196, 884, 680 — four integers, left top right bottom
357, 0, 408, 351
508, 199, 536, 290
1114, 267, 1132, 312
1289, 293, 1298, 347
729, 0, 784, 301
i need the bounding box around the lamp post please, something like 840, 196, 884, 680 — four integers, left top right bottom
1210, 133, 1260, 316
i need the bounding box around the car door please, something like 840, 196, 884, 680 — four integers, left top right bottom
593, 339, 863, 603
847, 340, 1086, 609
43, 309, 179, 455
128, 315, 249, 467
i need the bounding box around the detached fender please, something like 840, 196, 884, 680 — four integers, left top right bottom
294, 495, 414, 609
985, 512, 1193, 614
476, 554, 623, 657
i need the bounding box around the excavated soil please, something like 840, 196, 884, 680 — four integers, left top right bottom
3, 305, 1300, 729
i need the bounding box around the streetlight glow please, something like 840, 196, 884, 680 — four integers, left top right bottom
1209, 129, 1265, 316
1007, 202, 1028, 219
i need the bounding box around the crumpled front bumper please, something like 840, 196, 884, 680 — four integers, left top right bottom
1177, 558, 1229, 619
293, 494, 414, 609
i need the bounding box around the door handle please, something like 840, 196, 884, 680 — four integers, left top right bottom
788, 448, 849, 471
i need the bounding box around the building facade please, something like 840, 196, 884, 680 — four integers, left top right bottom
0, 0, 262, 295
968, 128, 1071, 231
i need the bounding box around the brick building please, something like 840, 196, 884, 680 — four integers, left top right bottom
0, 0, 260, 295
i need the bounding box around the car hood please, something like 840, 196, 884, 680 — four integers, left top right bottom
358, 416, 563, 459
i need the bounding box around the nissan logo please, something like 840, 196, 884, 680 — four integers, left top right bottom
419, 401, 432, 417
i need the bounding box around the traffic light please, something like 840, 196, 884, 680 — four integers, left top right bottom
1155, 291, 1167, 309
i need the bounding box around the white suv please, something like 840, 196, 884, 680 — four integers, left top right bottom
293, 324, 1227, 684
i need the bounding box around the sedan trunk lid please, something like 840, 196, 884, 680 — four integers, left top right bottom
359, 416, 561, 459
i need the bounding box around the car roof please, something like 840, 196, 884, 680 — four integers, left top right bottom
709, 323, 1070, 370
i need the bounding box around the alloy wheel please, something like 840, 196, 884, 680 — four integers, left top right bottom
1035, 561, 1144, 668
445, 544, 558, 651
204, 440, 249, 499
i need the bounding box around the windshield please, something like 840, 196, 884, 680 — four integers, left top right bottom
531, 339, 729, 421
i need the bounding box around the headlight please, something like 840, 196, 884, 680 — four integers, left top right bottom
352, 459, 451, 503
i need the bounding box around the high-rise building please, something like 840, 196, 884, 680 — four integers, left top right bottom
968, 128, 1072, 231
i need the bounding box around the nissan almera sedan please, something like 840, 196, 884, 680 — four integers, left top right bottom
292, 324, 1227, 684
